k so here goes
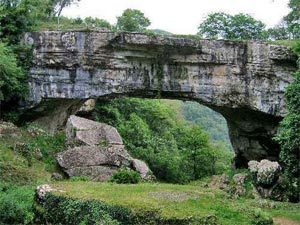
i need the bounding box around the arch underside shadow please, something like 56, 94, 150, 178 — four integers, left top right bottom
24, 92, 282, 168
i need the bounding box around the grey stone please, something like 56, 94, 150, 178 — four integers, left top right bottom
210, 174, 230, 190
57, 116, 135, 181
24, 31, 297, 166
66, 166, 118, 182
248, 159, 283, 200
232, 173, 247, 197
51, 172, 63, 181
0, 121, 21, 138
248, 159, 281, 187
66, 115, 123, 146
131, 158, 154, 180
57, 145, 131, 169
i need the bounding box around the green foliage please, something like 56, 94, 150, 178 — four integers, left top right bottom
284, 0, 300, 39
182, 101, 232, 149
38, 191, 220, 225
83, 17, 112, 29
110, 169, 141, 184
39, 194, 122, 225
70, 176, 91, 182
116, 8, 151, 32
267, 22, 290, 40
0, 183, 35, 225
0, 125, 66, 184
275, 41, 300, 202
252, 208, 273, 225
93, 98, 233, 183
198, 12, 267, 40
0, 0, 48, 44
0, 43, 27, 104
48, 0, 81, 17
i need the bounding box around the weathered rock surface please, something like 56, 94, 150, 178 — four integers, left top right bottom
248, 159, 283, 200
57, 115, 153, 181
210, 174, 230, 190
232, 173, 247, 197
0, 121, 21, 138
66, 115, 124, 146
25, 31, 298, 166
131, 159, 153, 180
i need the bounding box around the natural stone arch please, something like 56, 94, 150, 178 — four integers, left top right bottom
24, 31, 297, 167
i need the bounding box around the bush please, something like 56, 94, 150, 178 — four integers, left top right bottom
0, 184, 35, 225
38, 193, 219, 225
110, 169, 141, 184
252, 208, 273, 225
0, 43, 27, 104
39, 194, 124, 225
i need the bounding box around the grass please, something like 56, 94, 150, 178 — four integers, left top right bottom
268, 39, 300, 48
51, 181, 300, 225
0, 124, 66, 185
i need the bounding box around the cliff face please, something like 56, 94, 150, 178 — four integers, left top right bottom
24, 31, 297, 167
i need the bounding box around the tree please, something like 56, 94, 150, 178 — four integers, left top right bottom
198, 12, 267, 40
275, 41, 300, 202
0, 43, 26, 106
49, 0, 80, 17
84, 17, 112, 29
284, 0, 300, 39
267, 21, 290, 40
0, 0, 41, 44
116, 8, 151, 32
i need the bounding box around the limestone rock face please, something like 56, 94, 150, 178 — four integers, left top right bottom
57, 115, 153, 181
25, 31, 297, 166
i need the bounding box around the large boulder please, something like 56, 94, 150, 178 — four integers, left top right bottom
248, 159, 281, 187
248, 159, 283, 200
66, 115, 123, 146
57, 116, 154, 181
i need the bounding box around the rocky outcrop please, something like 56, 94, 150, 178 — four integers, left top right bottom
248, 159, 283, 200
25, 31, 298, 166
57, 115, 153, 181
0, 121, 21, 138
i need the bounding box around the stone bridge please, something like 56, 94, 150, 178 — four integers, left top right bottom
24, 31, 297, 167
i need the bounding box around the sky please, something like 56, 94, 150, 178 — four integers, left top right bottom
62, 0, 290, 34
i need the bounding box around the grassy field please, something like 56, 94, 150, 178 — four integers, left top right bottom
51, 181, 300, 225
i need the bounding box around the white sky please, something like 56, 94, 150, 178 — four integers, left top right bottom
62, 0, 290, 34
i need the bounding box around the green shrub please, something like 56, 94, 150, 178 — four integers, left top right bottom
38, 193, 220, 225
0, 43, 27, 104
39, 194, 131, 225
252, 208, 273, 225
110, 169, 141, 184
0, 184, 35, 225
